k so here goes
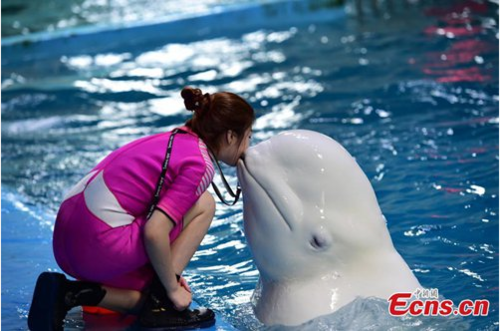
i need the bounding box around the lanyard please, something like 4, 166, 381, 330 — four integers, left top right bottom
208, 151, 242, 206
147, 128, 180, 220
147, 128, 241, 220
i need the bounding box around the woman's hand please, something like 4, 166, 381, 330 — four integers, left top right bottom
179, 276, 191, 293
168, 284, 192, 311
144, 211, 191, 310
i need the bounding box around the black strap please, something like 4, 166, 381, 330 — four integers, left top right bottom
208, 150, 242, 206
147, 128, 180, 220
148, 128, 241, 219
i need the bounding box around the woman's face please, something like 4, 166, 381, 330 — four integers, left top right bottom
218, 128, 252, 166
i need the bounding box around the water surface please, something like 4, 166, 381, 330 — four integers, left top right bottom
2, 0, 498, 330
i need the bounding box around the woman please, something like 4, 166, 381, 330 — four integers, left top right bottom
27, 87, 255, 330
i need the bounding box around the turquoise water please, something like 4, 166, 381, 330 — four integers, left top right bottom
2, 0, 499, 330
1, 0, 271, 37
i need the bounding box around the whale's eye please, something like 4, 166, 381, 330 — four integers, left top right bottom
310, 232, 331, 250
310, 226, 332, 250
310, 236, 323, 249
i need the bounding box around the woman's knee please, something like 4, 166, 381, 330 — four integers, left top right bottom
184, 192, 215, 228
200, 191, 216, 217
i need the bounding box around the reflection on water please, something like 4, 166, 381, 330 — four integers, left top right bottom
1, 0, 265, 37
1, 0, 498, 330
418, 0, 497, 84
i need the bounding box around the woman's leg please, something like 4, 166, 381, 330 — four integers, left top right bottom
40, 191, 215, 320
170, 191, 216, 274
98, 287, 145, 314
97, 191, 215, 313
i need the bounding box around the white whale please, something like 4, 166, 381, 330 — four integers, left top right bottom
237, 130, 422, 326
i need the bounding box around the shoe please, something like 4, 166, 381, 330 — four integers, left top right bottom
139, 277, 215, 330
27, 272, 106, 331
27, 272, 69, 331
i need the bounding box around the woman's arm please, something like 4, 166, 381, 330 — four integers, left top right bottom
144, 210, 192, 311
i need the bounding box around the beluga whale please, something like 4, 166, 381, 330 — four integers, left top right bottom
237, 130, 422, 326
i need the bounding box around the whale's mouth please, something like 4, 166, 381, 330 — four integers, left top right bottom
238, 159, 293, 231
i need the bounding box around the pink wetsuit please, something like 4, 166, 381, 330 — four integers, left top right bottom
53, 126, 214, 291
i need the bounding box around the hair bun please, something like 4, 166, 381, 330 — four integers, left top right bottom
181, 86, 206, 112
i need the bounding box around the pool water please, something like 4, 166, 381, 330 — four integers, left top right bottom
2, 0, 498, 330
1, 0, 266, 37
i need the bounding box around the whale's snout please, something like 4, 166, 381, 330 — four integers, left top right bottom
236, 145, 262, 191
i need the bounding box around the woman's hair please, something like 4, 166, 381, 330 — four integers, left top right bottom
181, 86, 255, 152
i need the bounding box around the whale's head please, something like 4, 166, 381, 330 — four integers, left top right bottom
237, 130, 391, 281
